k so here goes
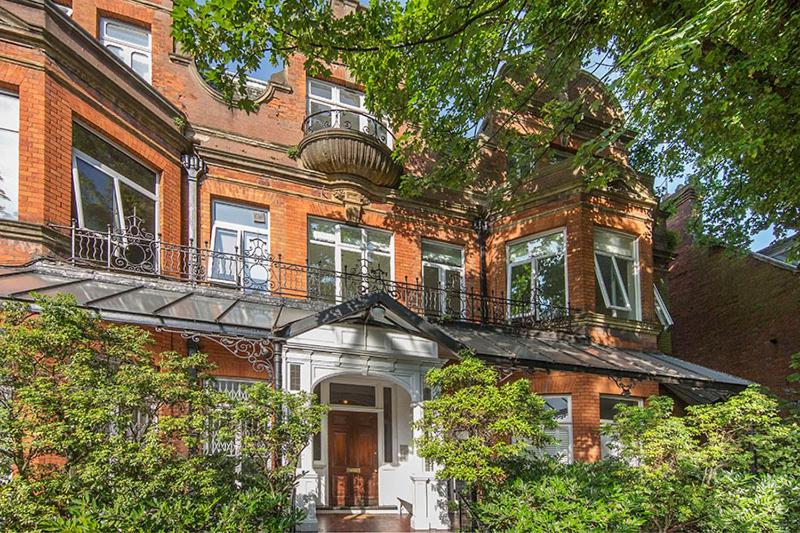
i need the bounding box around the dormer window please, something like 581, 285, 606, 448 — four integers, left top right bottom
100, 18, 152, 83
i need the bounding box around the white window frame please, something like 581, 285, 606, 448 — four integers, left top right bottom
0, 90, 19, 221
306, 79, 393, 148
594, 228, 641, 320
99, 17, 152, 83
307, 217, 394, 301
71, 135, 159, 236
653, 284, 673, 328
540, 394, 573, 464
505, 228, 569, 318
421, 240, 465, 317
599, 394, 643, 460
209, 200, 270, 286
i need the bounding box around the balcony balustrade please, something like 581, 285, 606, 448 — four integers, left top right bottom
49, 217, 572, 332
298, 109, 403, 187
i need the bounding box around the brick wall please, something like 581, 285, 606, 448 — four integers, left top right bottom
667, 187, 800, 400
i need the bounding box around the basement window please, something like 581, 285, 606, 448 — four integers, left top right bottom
594, 229, 641, 320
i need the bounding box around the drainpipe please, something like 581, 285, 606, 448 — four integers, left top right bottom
472, 215, 491, 324
180, 153, 207, 281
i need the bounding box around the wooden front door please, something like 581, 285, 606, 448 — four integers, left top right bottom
328, 411, 379, 507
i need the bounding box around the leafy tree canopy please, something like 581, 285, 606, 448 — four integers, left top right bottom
173, 0, 800, 251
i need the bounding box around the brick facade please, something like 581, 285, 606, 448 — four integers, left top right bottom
667, 187, 800, 400
0, 0, 707, 465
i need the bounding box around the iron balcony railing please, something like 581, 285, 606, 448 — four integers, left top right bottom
49, 216, 572, 332
302, 109, 395, 149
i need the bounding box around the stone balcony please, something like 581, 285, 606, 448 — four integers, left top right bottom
298, 109, 403, 188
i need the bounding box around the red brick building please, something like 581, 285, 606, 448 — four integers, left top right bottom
0, 0, 748, 529
666, 186, 800, 401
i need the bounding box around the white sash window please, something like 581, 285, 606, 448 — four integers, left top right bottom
507, 230, 568, 318
100, 18, 152, 83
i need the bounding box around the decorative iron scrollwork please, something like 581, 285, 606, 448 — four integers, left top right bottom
156, 327, 274, 378
608, 375, 640, 397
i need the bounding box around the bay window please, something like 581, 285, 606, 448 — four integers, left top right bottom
594, 229, 641, 320
209, 201, 270, 289
100, 18, 152, 83
422, 240, 464, 318
507, 230, 567, 318
600, 395, 642, 460
307, 218, 392, 301
72, 124, 157, 237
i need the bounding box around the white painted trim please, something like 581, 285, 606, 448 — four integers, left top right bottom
421, 239, 465, 316
505, 227, 569, 317
208, 200, 270, 286
593, 228, 641, 320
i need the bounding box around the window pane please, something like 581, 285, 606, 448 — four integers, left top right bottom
0, 91, 19, 131
595, 230, 634, 257
211, 228, 238, 281
596, 254, 624, 308
0, 128, 19, 220
242, 231, 270, 289
543, 425, 571, 463
600, 396, 640, 421
104, 21, 150, 48
341, 225, 362, 246
73, 124, 156, 194
422, 241, 461, 267
509, 262, 532, 315
544, 396, 569, 421
508, 241, 529, 263
75, 158, 116, 231
309, 80, 333, 100
339, 88, 361, 108
289, 364, 301, 391
536, 254, 566, 314
367, 229, 391, 252
329, 383, 375, 406
105, 44, 125, 61
308, 243, 335, 301
309, 219, 336, 242
423, 265, 441, 316
119, 182, 155, 236
368, 253, 391, 290
509, 232, 564, 262
341, 249, 363, 299
130, 52, 150, 80
213, 201, 268, 230
444, 269, 463, 316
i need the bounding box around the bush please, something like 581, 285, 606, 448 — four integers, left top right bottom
0, 296, 323, 532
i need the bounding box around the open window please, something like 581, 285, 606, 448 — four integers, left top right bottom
209, 201, 270, 290
654, 284, 673, 328
422, 240, 465, 318
594, 229, 641, 320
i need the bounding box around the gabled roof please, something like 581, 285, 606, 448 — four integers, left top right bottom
273, 292, 464, 354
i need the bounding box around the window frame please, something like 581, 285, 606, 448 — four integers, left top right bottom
99, 17, 152, 83
540, 394, 573, 464
0, 89, 19, 221
593, 228, 641, 320
208, 200, 270, 287
306, 79, 393, 148
599, 394, 643, 460
307, 216, 394, 301
421, 239, 466, 317
71, 125, 159, 236
653, 284, 673, 328
505, 228, 569, 318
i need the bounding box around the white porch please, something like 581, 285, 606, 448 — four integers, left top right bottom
282, 321, 452, 531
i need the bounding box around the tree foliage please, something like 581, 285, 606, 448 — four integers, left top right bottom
414, 354, 555, 488
173, 0, 800, 251
0, 296, 322, 531
474, 386, 800, 532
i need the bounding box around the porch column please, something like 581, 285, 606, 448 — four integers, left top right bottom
409, 399, 451, 531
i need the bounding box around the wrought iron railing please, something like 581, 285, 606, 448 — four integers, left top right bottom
49, 217, 572, 332
302, 109, 395, 148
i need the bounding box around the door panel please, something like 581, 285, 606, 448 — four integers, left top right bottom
328, 411, 378, 507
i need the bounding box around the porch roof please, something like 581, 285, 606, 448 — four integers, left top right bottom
0, 262, 751, 392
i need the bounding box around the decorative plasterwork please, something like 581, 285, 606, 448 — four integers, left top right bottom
325, 187, 372, 224
156, 327, 274, 378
